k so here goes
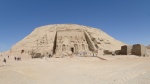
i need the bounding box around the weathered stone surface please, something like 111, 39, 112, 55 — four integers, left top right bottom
120, 45, 132, 55
132, 44, 146, 56
9, 24, 124, 57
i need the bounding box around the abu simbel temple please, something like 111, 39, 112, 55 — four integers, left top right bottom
9, 24, 124, 58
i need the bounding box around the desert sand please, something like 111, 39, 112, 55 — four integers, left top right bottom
0, 55, 150, 84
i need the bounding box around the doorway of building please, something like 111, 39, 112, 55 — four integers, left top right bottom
71, 47, 74, 53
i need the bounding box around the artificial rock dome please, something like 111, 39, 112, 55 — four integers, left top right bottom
10, 24, 124, 57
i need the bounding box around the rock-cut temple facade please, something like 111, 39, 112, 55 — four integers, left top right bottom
9, 24, 124, 58
55, 29, 97, 56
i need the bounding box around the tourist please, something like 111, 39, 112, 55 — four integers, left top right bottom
49, 54, 51, 58
8, 55, 9, 59
3, 58, 6, 66
17, 57, 21, 61
14, 57, 16, 61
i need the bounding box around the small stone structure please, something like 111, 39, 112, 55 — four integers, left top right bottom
115, 50, 121, 55
116, 44, 149, 57
103, 50, 113, 55
120, 45, 132, 55
132, 44, 146, 56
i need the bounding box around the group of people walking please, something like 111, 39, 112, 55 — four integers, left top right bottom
0, 55, 22, 67
14, 57, 21, 61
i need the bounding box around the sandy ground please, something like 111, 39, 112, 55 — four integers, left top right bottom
0, 55, 150, 84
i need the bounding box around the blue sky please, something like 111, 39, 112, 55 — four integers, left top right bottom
0, 0, 150, 51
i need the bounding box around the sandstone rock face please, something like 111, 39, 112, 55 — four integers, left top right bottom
9, 24, 125, 57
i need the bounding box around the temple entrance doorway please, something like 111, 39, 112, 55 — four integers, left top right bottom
71, 47, 74, 53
